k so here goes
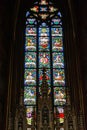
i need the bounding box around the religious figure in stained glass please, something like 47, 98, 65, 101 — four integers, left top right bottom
24, 0, 66, 129
39, 37, 50, 51
25, 37, 36, 51
53, 69, 65, 86
26, 27, 36, 36
54, 87, 66, 105
24, 69, 36, 85
39, 69, 51, 85
24, 87, 36, 105
26, 106, 36, 125
39, 28, 49, 36
39, 52, 50, 68
52, 37, 63, 51
25, 52, 36, 68
53, 53, 64, 68
52, 28, 62, 36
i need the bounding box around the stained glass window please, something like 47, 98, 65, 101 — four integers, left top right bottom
24, 0, 66, 129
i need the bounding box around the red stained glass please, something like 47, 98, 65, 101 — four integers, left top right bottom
24, 0, 65, 127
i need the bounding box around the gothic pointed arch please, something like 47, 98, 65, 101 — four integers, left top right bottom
6, 0, 86, 130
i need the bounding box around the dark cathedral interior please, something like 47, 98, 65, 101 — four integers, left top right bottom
0, 0, 87, 130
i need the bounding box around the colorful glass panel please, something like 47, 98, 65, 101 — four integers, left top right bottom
26, 27, 36, 36
39, 14, 49, 19
24, 0, 66, 128
53, 52, 64, 68
54, 107, 65, 126
40, 6, 47, 12
26, 18, 36, 25
57, 107, 64, 123
49, 6, 58, 12
25, 52, 36, 68
25, 37, 36, 51
39, 0, 48, 5
26, 106, 36, 125
51, 28, 62, 36
30, 6, 39, 12
39, 52, 50, 68
54, 87, 66, 105
53, 69, 65, 86
39, 69, 51, 85
51, 18, 61, 25
39, 37, 50, 51
24, 69, 36, 85
24, 87, 36, 105
39, 28, 49, 36
52, 37, 63, 52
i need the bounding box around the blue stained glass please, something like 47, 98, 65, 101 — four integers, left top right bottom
39, 52, 50, 68
24, 0, 66, 127
51, 19, 61, 25
24, 87, 36, 105
58, 11, 62, 17
40, 22, 47, 27
39, 69, 51, 85
39, 28, 49, 36
24, 69, 36, 85
40, 6, 47, 12
53, 52, 64, 68
26, 11, 30, 17
54, 87, 66, 105
51, 28, 62, 36
53, 69, 65, 86
39, 37, 50, 51
52, 37, 63, 52
25, 52, 36, 68
27, 18, 36, 25
25, 37, 36, 51
26, 27, 36, 36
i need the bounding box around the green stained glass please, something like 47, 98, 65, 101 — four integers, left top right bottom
51, 18, 61, 25
25, 36, 36, 51
39, 37, 50, 51
24, 0, 66, 127
24, 87, 36, 105
53, 69, 65, 86
39, 52, 50, 68
25, 52, 36, 68
26, 18, 36, 25
51, 28, 62, 36
53, 52, 64, 68
26, 106, 36, 125
54, 87, 66, 105
26, 27, 36, 36
52, 37, 63, 52
24, 69, 36, 85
